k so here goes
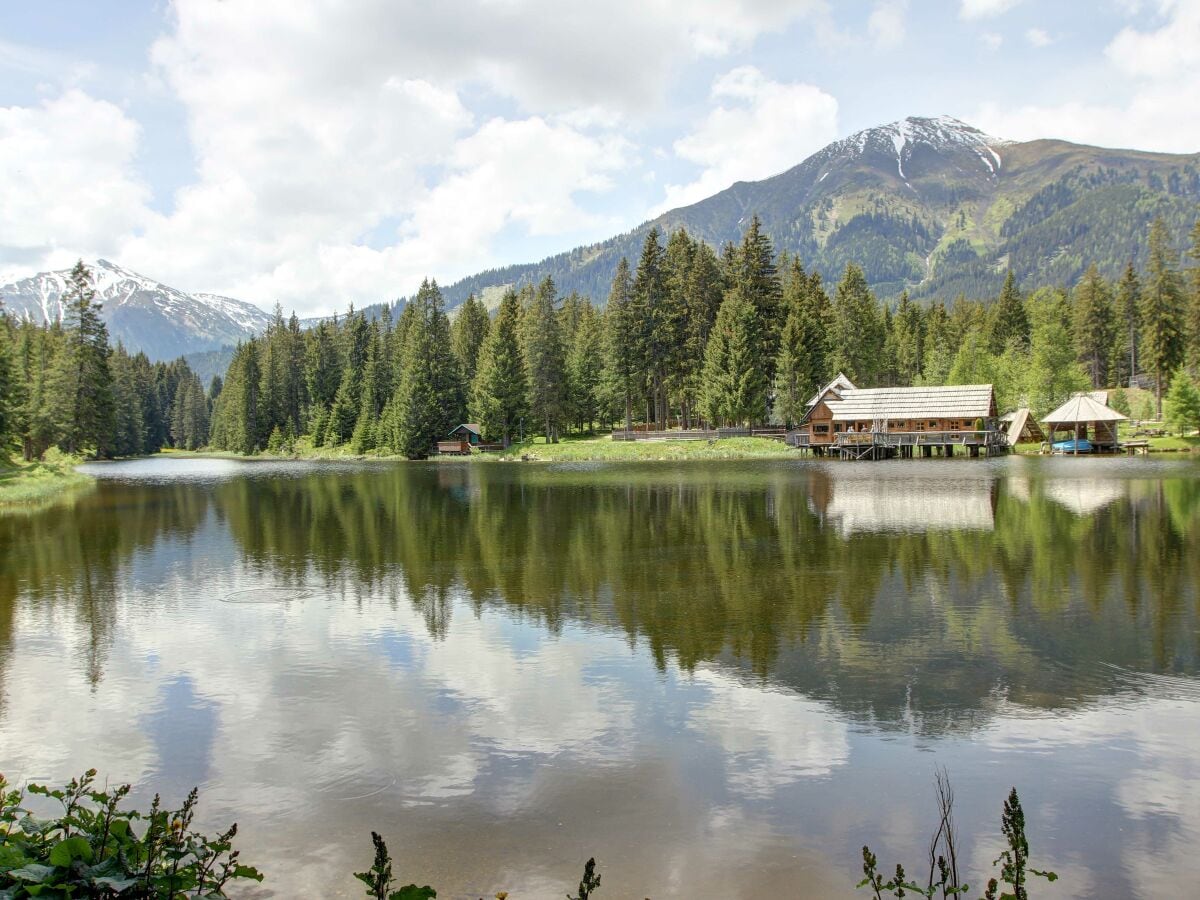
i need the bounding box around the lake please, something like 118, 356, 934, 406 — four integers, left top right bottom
1, 456, 1198, 898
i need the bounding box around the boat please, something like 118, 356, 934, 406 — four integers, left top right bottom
1052, 438, 1093, 454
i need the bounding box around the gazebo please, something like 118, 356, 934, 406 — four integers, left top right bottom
1042, 394, 1127, 453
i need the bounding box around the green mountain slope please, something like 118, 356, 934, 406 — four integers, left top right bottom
439, 116, 1200, 309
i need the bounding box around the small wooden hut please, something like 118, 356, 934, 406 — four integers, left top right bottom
999, 408, 1045, 445
448, 424, 483, 446
1041, 394, 1127, 452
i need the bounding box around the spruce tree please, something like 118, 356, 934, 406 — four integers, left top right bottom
471, 289, 527, 446
731, 215, 783, 384
987, 270, 1030, 354
566, 302, 603, 433
522, 276, 567, 441
893, 291, 924, 385
919, 302, 953, 386
1072, 264, 1116, 388
1165, 370, 1200, 435
0, 317, 19, 456
49, 261, 116, 457
632, 228, 668, 425
680, 242, 724, 426
1112, 262, 1141, 387
451, 293, 491, 387
700, 288, 768, 427
602, 258, 639, 432
829, 263, 883, 385
386, 280, 461, 458
773, 259, 827, 427
1140, 218, 1186, 418
325, 312, 370, 445
1186, 218, 1200, 369
304, 321, 340, 438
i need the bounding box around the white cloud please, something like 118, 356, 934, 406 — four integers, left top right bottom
0, 90, 153, 276
656, 66, 839, 214
0, 0, 833, 316
959, 0, 1024, 19
868, 0, 908, 48
1026, 27, 1053, 47
975, 0, 1200, 153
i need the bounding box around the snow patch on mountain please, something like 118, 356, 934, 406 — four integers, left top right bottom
819, 115, 1011, 181
0, 259, 273, 360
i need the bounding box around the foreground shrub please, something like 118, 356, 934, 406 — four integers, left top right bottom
0, 770, 261, 898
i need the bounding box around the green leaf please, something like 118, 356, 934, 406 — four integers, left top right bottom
232, 864, 264, 882
48, 835, 93, 867
6, 863, 54, 883
391, 885, 437, 900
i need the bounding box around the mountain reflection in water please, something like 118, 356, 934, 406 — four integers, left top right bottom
0, 456, 1197, 898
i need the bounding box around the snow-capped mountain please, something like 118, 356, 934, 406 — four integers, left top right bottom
0, 260, 274, 360
437, 114, 1199, 308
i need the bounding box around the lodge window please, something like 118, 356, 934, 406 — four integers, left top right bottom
949, 421, 960, 430
814, 424, 829, 433
834, 424, 844, 433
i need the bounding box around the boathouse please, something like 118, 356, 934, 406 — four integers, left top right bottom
792, 383, 1002, 459
1042, 394, 1126, 453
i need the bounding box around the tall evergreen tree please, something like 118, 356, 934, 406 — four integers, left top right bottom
1186, 218, 1200, 369
566, 302, 604, 433
451, 293, 491, 387
1140, 218, 1186, 418
0, 317, 19, 456
1072, 264, 1116, 388
731, 215, 783, 384
471, 289, 527, 446
49, 261, 116, 457
680, 242, 724, 426
700, 287, 768, 427
892, 291, 924, 385
987, 269, 1030, 354
773, 259, 827, 427
385, 280, 461, 458
603, 258, 639, 432
632, 228, 669, 425
522, 276, 567, 441
829, 263, 882, 385
1112, 262, 1141, 388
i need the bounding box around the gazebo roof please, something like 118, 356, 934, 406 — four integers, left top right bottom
1042, 394, 1127, 425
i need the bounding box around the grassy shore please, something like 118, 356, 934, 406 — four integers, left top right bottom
0, 450, 94, 510
499, 434, 799, 461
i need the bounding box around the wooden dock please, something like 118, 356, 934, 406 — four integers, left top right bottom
789, 430, 1007, 460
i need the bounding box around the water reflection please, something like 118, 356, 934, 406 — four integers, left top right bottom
0, 457, 1197, 898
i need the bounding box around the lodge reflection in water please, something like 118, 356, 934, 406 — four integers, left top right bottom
2, 459, 1197, 732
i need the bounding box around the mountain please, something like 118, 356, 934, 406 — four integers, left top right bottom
0, 259, 274, 360
436, 116, 1200, 309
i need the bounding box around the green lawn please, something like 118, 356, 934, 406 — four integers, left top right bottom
498, 434, 798, 461
0, 450, 94, 510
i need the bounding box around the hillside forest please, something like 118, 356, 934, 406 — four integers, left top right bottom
2, 214, 1200, 461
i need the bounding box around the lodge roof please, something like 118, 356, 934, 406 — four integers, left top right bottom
449, 423, 482, 436
1042, 394, 1127, 425
806, 372, 857, 407
825, 384, 995, 422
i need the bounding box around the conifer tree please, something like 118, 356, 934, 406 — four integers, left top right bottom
49, 261, 116, 457
919, 302, 953, 386
731, 215, 783, 383
304, 321, 340, 437
566, 302, 603, 433
700, 287, 767, 427
680, 242, 724, 426
1165, 370, 1200, 435
829, 263, 882, 385
0, 317, 19, 456
632, 228, 668, 425
210, 339, 262, 454
602, 258, 640, 432
1140, 218, 1186, 418
987, 269, 1030, 354
1072, 264, 1116, 388
451, 293, 491, 387
325, 312, 370, 445
471, 289, 527, 446
1185, 218, 1200, 369
773, 259, 827, 427
17, 323, 59, 460
109, 346, 145, 457
386, 280, 461, 458
522, 276, 567, 441
892, 291, 924, 385
1112, 262, 1141, 387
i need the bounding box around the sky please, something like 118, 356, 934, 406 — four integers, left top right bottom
1, 0, 1198, 317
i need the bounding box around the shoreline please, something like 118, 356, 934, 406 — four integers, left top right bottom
0, 452, 95, 511
167, 434, 1198, 465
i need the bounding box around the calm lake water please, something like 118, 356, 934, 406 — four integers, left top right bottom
2, 456, 1198, 898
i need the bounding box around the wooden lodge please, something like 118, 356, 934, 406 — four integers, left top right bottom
791, 382, 1004, 460
437, 423, 483, 455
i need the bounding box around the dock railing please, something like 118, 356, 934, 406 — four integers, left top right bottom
834, 429, 1003, 448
